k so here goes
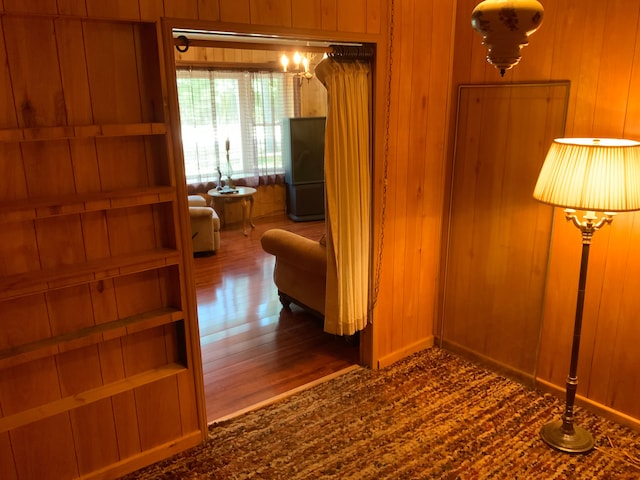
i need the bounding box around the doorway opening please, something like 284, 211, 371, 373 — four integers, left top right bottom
170, 29, 364, 422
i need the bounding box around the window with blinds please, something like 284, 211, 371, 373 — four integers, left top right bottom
176, 68, 296, 185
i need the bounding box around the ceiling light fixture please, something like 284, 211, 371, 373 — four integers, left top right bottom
280, 51, 326, 81
471, 0, 544, 76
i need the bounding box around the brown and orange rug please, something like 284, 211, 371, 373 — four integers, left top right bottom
123, 347, 640, 479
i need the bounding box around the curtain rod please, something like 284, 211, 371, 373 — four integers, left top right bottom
327, 44, 375, 61
174, 35, 374, 61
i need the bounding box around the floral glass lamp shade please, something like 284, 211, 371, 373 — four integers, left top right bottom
533, 137, 640, 453
471, 0, 544, 76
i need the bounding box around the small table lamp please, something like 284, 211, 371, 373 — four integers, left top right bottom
533, 138, 640, 452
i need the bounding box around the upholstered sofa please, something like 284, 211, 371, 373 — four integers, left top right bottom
188, 195, 220, 255
261, 228, 327, 317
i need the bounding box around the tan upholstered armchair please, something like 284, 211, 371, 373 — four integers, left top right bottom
188, 195, 220, 255
261, 228, 327, 317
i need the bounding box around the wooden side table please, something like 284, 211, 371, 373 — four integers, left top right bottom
208, 186, 257, 236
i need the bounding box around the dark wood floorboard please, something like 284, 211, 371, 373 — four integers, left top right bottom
194, 213, 360, 422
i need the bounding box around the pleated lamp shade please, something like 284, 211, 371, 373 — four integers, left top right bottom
533, 138, 640, 212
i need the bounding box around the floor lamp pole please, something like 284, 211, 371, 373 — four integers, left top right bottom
539, 210, 612, 453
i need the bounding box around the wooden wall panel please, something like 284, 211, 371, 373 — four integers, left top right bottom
135, 24, 166, 123
0, 144, 25, 201
219, 0, 251, 24
0, 22, 17, 128
250, 0, 292, 27
96, 138, 149, 190
70, 139, 101, 193
57, 20, 94, 125
450, 0, 640, 424
337, 0, 367, 33
366, 0, 381, 35
371, 0, 402, 362
136, 378, 183, 449
56, 0, 87, 17
0, 433, 18, 480
4, 17, 65, 128
0, 221, 39, 276
591, 1, 639, 135
371, 0, 455, 367
198, 0, 220, 21
84, 23, 144, 124
85, 0, 139, 21
22, 141, 75, 196
70, 400, 119, 475
442, 84, 569, 379
164, 0, 198, 20
139, 0, 164, 21
292, 0, 321, 30
2, 0, 57, 15
11, 415, 78, 480
0, 296, 50, 349
320, 0, 337, 31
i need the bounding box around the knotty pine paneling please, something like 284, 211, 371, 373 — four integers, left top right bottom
249, 0, 292, 27
197, 0, 220, 22
3, 17, 64, 128
219, 0, 251, 23
0, 0, 383, 35
320, 0, 337, 31
2, 0, 58, 15
57, 0, 88, 17
164, 0, 199, 20
139, 0, 164, 21
291, 0, 322, 30
57, 20, 94, 125
442, 83, 569, 379
0, 22, 17, 128
85, 0, 139, 21
451, 0, 640, 424
371, 0, 455, 368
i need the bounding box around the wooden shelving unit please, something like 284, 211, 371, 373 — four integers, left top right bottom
0, 14, 204, 480
0, 248, 181, 300
0, 187, 176, 224
0, 307, 184, 370
0, 122, 167, 143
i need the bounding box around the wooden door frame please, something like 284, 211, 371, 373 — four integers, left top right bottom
160, 18, 386, 423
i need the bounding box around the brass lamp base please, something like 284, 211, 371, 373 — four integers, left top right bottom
540, 420, 594, 453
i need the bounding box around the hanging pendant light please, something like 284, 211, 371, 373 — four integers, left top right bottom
471, 0, 544, 76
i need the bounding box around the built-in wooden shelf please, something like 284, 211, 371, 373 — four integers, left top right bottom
0, 362, 187, 434
0, 248, 181, 301
0, 307, 184, 371
0, 186, 177, 224
0, 122, 167, 143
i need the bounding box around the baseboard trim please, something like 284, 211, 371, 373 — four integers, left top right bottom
79, 431, 203, 480
536, 378, 640, 432
377, 336, 435, 369
436, 340, 640, 432
438, 339, 536, 387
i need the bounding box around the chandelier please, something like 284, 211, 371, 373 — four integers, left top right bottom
280, 51, 325, 80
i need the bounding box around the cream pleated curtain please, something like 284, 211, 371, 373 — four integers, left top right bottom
314, 58, 371, 336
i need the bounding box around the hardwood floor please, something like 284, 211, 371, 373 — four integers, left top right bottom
193, 213, 360, 423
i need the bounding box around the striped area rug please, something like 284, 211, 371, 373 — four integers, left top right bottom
124, 347, 640, 479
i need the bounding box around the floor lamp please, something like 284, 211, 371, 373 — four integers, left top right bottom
533, 137, 640, 453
